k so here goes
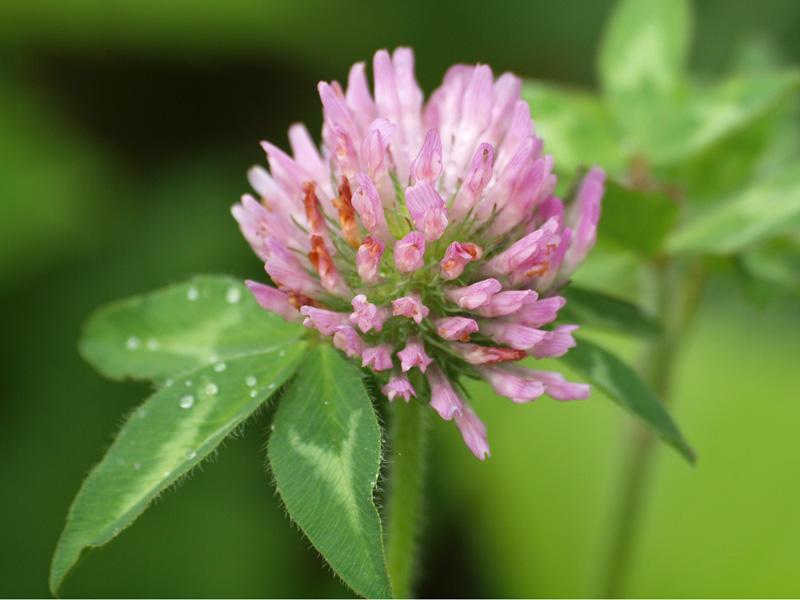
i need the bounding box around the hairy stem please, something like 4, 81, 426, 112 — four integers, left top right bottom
385, 398, 429, 599
602, 259, 708, 598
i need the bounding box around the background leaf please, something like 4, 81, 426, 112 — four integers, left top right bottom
268, 345, 391, 599
598, 0, 691, 150
560, 286, 661, 337
740, 234, 800, 292
50, 342, 307, 593
649, 71, 800, 166
521, 80, 623, 175
80, 276, 305, 382
598, 180, 679, 255
667, 164, 800, 254
558, 337, 695, 463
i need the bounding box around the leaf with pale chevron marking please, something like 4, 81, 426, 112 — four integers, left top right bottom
268, 345, 391, 599
50, 343, 307, 593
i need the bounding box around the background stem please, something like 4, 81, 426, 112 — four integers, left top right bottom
602, 259, 708, 598
385, 398, 429, 599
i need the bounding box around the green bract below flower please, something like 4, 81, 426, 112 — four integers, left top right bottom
233, 47, 605, 459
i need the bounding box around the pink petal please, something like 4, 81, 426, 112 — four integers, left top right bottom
394, 232, 426, 273
351, 173, 392, 241
362, 344, 394, 371
480, 321, 548, 350
350, 294, 390, 333
382, 374, 417, 403
527, 325, 578, 358
434, 317, 479, 341
355, 235, 386, 284
410, 129, 443, 184
427, 365, 464, 421
397, 337, 433, 373
245, 280, 301, 323
454, 402, 490, 460
332, 326, 364, 358
477, 365, 546, 404
445, 278, 502, 310
528, 370, 591, 401
391, 294, 430, 324
440, 241, 483, 280
405, 182, 449, 241
300, 306, 350, 336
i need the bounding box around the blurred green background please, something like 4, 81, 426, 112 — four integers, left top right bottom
2, 0, 799, 597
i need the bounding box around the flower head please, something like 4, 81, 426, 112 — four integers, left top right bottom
234, 48, 604, 460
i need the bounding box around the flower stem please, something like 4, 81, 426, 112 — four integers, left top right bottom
602, 258, 707, 597
385, 397, 430, 599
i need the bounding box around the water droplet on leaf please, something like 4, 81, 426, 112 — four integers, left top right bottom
125, 336, 140, 350
214, 362, 226, 372
187, 287, 199, 301
179, 395, 195, 409
226, 286, 242, 304
245, 376, 257, 387
205, 383, 218, 395
146, 339, 159, 351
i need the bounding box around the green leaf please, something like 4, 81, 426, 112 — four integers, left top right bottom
50, 342, 308, 594
80, 275, 305, 382
268, 345, 391, 599
667, 164, 800, 254
599, 180, 679, 255
521, 80, 623, 175
560, 286, 660, 337
598, 0, 691, 150
740, 235, 800, 292
649, 71, 800, 166
558, 337, 695, 463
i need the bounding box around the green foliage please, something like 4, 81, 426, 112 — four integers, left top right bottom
559, 286, 660, 337
79, 276, 305, 382
740, 235, 800, 292
598, 181, 679, 255
50, 340, 307, 594
268, 345, 391, 599
51, 276, 311, 593
521, 81, 623, 175
558, 337, 695, 463
647, 71, 800, 166
668, 164, 800, 254
598, 0, 691, 152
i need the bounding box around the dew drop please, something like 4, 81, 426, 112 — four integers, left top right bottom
163, 471, 171, 477
279, 349, 286, 357
187, 287, 199, 301
268, 383, 276, 390
165, 378, 173, 386
113, 527, 121, 536
133, 462, 141, 470
270, 424, 276, 431
249, 389, 258, 398
146, 338, 160, 351
138, 410, 147, 418
186, 450, 197, 460
185, 380, 193, 387
245, 376, 257, 387
214, 362, 227, 372
208, 354, 219, 363
205, 383, 218, 396
125, 336, 140, 350
179, 395, 195, 409
226, 286, 242, 304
